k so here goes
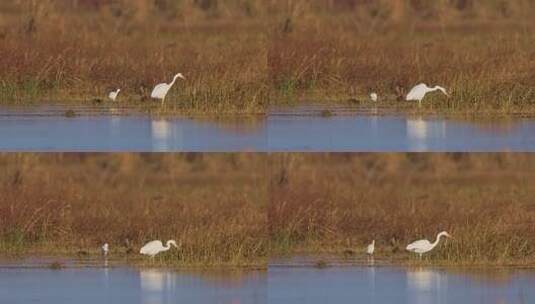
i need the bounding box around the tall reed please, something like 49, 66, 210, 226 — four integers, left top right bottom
1, 1, 534, 113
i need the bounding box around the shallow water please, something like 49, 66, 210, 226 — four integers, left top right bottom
0, 258, 267, 304
1, 104, 535, 151
1, 257, 535, 304
269, 266, 535, 304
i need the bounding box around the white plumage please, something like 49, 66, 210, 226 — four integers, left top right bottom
366, 240, 375, 255
101, 243, 109, 256
140, 240, 179, 258
151, 73, 185, 104
406, 83, 448, 104
370, 93, 378, 102
406, 231, 452, 258
108, 89, 120, 101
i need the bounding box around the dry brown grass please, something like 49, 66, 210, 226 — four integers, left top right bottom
2, 153, 535, 265
269, 154, 535, 264
0, 153, 268, 266
1, 1, 535, 114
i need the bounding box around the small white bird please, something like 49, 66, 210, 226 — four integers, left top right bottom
370, 93, 378, 102
151, 73, 185, 104
406, 83, 448, 104
140, 240, 179, 258
108, 89, 121, 102
406, 231, 452, 258
367, 240, 375, 255
101, 243, 109, 256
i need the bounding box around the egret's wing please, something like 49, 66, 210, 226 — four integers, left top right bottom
406, 239, 431, 251
151, 83, 168, 98
406, 83, 427, 101
140, 240, 163, 254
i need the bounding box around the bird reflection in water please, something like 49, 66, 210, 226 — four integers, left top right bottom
407, 268, 447, 304
141, 270, 173, 292
140, 269, 175, 304
151, 119, 179, 151
139, 269, 251, 304
406, 118, 446, 151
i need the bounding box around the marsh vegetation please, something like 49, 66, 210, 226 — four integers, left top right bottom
1, 1, 535, 114
270, 153, 535, 265
0, 153, 268, 266
1, 153, 535, 266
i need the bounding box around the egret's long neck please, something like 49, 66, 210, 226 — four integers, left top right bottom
431, 233, 445, 249
163, 242, 171, 251
433, 86, 446, 94
170, 76, 179, 87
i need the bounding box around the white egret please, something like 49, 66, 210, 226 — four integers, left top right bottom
406, 231, 452, 258
150, 73, 185, 104
366, 240, 375, 255
101, 243, 109, 256
108, 89, 121, 101
140, 240, 179, 258
370, 93, 378, 102
406, 83, 448, 104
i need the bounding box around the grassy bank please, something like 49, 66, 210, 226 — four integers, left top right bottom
0, 153, 268, 266
2, 153, 535, 266
269, 153, 535, 265
1, 1, 535, 114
